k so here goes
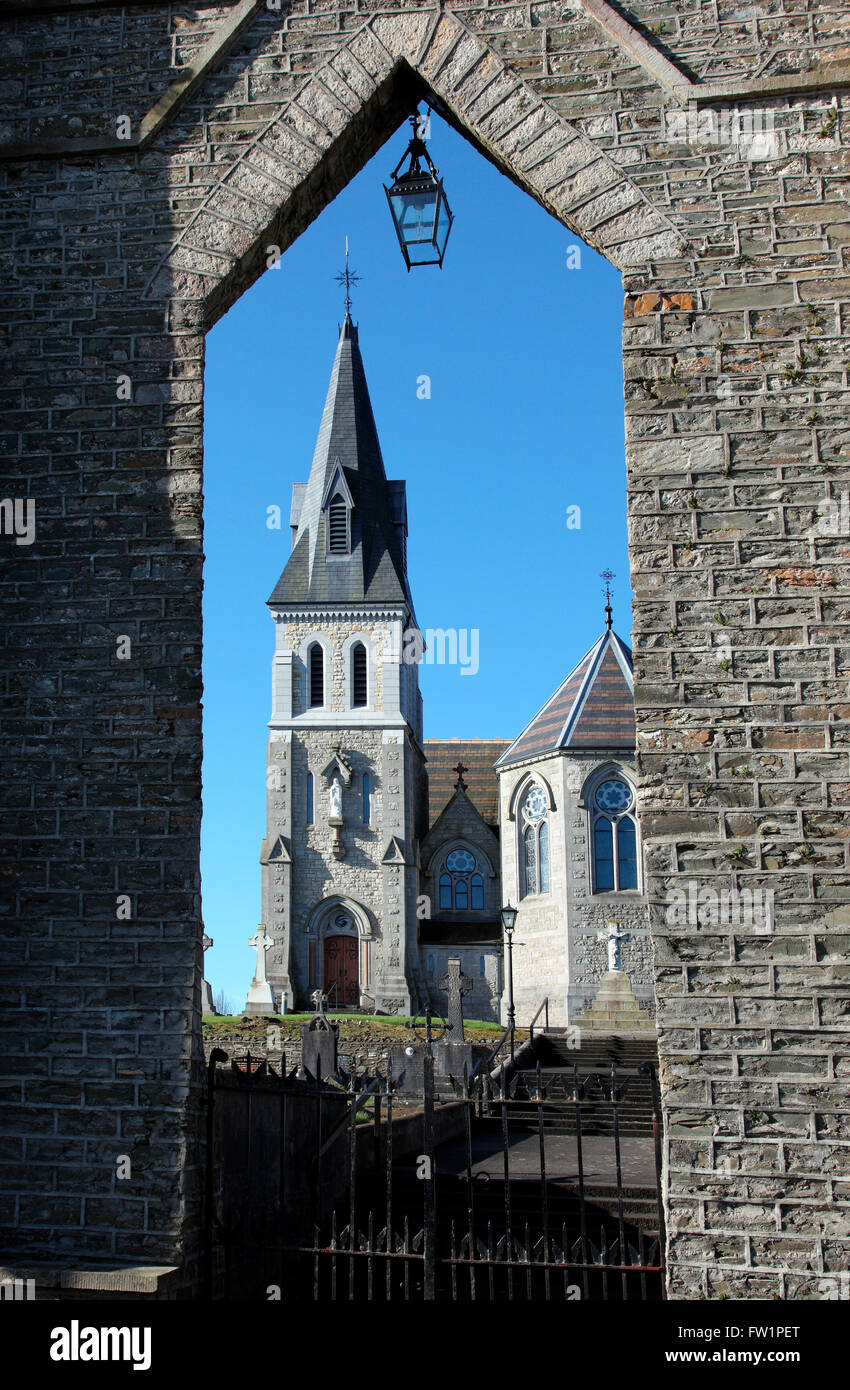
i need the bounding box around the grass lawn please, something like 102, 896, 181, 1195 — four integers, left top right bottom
203, 1012, 507, 1033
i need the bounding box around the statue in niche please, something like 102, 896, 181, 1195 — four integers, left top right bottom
329, 778, 343, 820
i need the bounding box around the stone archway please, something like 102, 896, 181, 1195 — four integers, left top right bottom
148, 10, 681, 323
307, 895, 374, 1007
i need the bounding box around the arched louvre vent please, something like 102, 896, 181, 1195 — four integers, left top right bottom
352, 642, 367, 707
328, 495, 348, 553
308, 643, 324, 708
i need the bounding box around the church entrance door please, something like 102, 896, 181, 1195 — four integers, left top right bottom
324, 935, 359, 1006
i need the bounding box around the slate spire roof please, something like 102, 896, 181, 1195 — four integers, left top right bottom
495, 629, 635, 768
268, 315, 413, 610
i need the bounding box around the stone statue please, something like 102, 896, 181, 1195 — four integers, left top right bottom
597, 920, 631, 973
329, 779, 343, 820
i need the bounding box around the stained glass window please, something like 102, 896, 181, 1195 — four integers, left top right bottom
590, 773, 640, 892
440, 849, 483, 910
594, 817, 615, 891
439, 873, 452, 910
520, 784, 549, 898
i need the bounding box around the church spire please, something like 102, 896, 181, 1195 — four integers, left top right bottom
268, 315, 413, 612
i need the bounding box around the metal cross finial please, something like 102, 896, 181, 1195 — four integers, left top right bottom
453, 761, 468, 790
405, 1006, 449, 1057
601, 568, 615, 631
334, 236, 360, 317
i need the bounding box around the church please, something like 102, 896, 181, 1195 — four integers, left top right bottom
250, 314, 653, 1027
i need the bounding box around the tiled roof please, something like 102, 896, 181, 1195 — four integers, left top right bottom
424, 739, 510, 828
496, 630, 635, 768
268, 316, 414, 612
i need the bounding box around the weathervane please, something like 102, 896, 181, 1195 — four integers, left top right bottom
601, 568, 615, 631
334, 236, 360, 316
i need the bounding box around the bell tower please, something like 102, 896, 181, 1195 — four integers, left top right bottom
256, 313, 426, 1014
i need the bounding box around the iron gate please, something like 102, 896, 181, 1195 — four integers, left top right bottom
205, 1043, 665, 1301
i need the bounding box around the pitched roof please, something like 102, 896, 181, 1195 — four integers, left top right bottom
425, 740, 510, 828
495, 630, 635, 768
268, 316, 413, 610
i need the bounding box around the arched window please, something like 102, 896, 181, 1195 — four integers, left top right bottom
519, 783, 550, 899
327, 494, 348, 553
306, 772, 314, 826
362, 771, 371, 825
590, 775, 640, 893
439, 848, 484, 911
308, 643, 324, 708
439, 873, 452, 911
352, 642, 368, 707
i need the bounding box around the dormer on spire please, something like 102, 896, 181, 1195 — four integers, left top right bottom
321, 459, 354, 556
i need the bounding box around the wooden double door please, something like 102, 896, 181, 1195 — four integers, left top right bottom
323, 934, 359, 1006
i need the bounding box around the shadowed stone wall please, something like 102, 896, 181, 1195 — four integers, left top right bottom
1, 0, 848, 1298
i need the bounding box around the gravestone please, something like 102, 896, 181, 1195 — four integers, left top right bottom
300, 990, 339, 1081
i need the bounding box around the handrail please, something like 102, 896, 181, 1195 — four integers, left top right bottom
470, 994, 551, 1081
528, 996, 549, 1040
469, 1023, 511, 1081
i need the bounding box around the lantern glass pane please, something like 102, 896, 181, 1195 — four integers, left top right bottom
391, 188, 438, 245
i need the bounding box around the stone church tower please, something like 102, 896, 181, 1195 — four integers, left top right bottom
258, 314, 426, 1014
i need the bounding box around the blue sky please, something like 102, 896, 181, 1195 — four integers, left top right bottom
202, 111, 627, 1008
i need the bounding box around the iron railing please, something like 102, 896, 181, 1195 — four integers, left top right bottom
205, 1048, 664, 1301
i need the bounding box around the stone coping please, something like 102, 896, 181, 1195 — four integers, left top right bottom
0, 1263, 181, 1296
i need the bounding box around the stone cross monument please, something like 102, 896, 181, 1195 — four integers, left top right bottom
244, 925, 275, 1016
201, 932, 214, 1014
438, 956, 474, 1040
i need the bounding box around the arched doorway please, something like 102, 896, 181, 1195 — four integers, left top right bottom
306, 898, 372, 1007
323, 934, 359, 1006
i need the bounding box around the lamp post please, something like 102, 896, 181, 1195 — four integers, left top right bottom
500, 903, 518, 1062
384, 111, 454, 270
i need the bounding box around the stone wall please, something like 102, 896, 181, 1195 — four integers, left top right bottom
2, 0, 849, 1298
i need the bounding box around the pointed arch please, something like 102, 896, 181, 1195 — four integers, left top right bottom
506, 770, 556, 823
147, 12, 682, 322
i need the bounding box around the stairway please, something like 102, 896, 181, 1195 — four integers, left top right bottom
502, 1031, 661, 1137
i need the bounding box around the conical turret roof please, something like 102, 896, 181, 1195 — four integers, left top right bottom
495, 629, 635, 768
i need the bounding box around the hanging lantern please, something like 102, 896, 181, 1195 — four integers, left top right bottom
384, 112, 454, 270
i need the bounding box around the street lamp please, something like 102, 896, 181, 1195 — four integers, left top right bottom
384, 112, 454, 270
500, 904, 518, 1061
